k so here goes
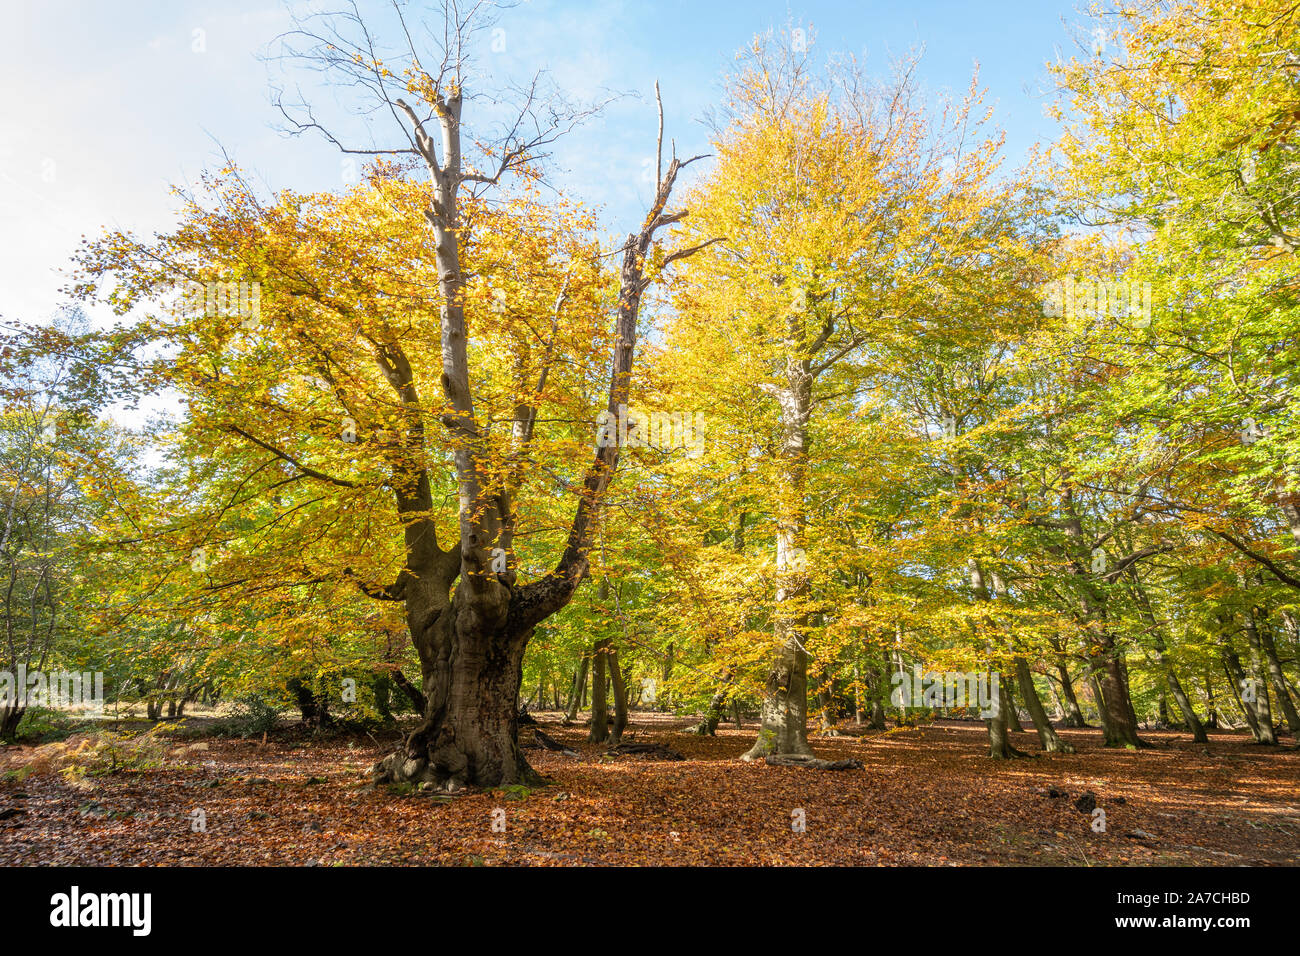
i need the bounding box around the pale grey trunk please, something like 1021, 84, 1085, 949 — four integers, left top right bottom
1222, 649, 1265, 740
1241, 613, 1278, 744
743, 345, 815, 760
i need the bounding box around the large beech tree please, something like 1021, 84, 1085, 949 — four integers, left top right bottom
71, 3, 710, 788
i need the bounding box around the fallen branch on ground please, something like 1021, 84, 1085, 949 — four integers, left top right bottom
605, 742, 685, 760
534, 729, 579, 757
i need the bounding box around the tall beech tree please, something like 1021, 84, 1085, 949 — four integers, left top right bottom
669, 34, 1037, 759
70, 3, 711, 788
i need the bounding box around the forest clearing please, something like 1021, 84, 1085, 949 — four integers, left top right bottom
3, 715, 1297, 867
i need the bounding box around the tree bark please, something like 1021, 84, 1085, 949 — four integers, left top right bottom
0, 704, 23, 743
1259, 616, 1300, 736
1015, 656, 1074, 753
868, 653, 888, 729
288, 676, 332, 728
1050, 489, 1149, 747
1004, 678, 1025, 732
366, 88, 704, 787
742, 283, 816, 762
589, 637, 610, 743
1087, 669, 1112, 739
1222, 651, 1263, 740
564, 655, 589, 724
1161, 658, 1208, 742
1238, 614, 1277, 744
987, 670, 1028, 759
1092, 645, 1146, 747
1203, 670, 1220, 730
1128, 570, 1207, 742
608, 644, 628, 746
692, 687, 728, 735
1055, 661, 1087, 727
743, 635, 814, 759
817, 667, 840, 734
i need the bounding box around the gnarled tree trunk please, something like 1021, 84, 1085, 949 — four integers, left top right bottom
366, 74, 706, 789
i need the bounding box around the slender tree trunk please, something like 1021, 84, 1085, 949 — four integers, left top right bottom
1092, 643, 1146, 747
1222, 650, 1267, 741
391, 669, 427, 715
661, 642, 674, 712
1129, 571, 1208, 742
1015, 656, 1074, 753
608, 644, 627, 746
872, 651, 891, 729
1004, 678, 1024, 732
1203, 670, 1219, 730
1056, 661, 1087, 727
0, 704, 23, 743
1259, 619, 1300, 736
589, 637, 610, 743
1163, 661, 1208, 742
531, 669, 545, 710
1043, 674, 1066, 721
1054, 491, 1146, 746
966, 560, 1021, 757
1120, 653, 1141, 728
564, 655, 589, 724
288, 677, 332, 728
1087, 669, 1112, 740
817, 667, 840, 735
1239, 614, 1277, 744
373, 674, 395, 725
693, 688, 728, 735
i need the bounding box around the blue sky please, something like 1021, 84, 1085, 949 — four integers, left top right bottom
0, 0, 1094, 325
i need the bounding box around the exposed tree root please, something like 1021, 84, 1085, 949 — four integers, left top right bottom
764, 753, 863, 770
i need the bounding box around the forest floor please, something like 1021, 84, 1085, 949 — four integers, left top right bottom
1, 714, 1297, 866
